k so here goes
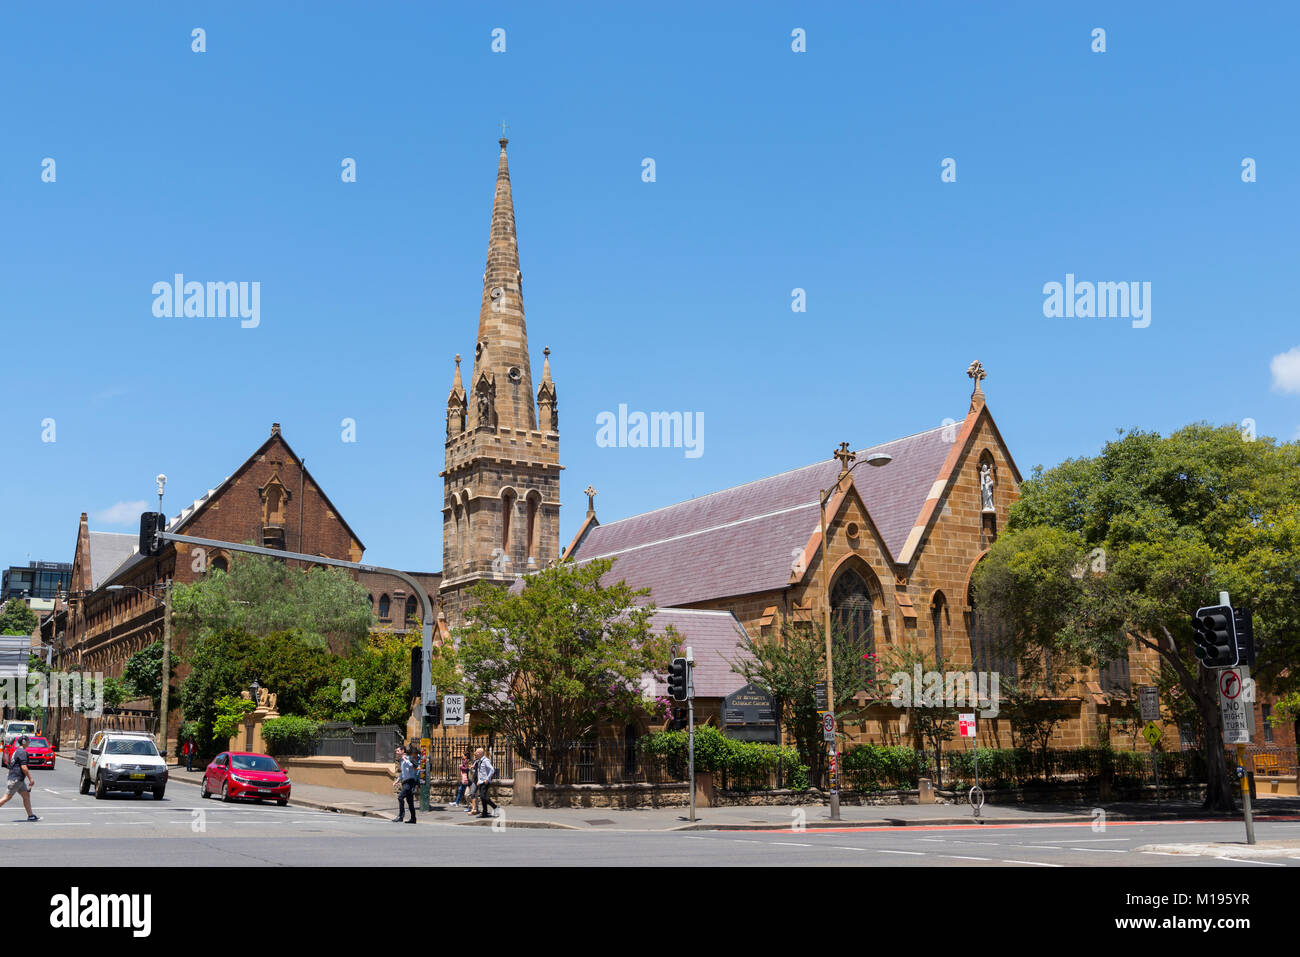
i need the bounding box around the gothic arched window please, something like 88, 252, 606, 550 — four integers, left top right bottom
405, 596, 417, 627
931, 592, 947, 665
831, 568, 874, 659
378, 594, 390, 620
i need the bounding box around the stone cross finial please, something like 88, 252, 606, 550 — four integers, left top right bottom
543, 346, 550, 359
834, 442, 856, 478
966, 360, 987, 394
500, 120, 509, 138
584, 485, 598, 515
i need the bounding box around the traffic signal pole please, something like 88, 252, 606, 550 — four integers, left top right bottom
687, 647, 695, 824
155, 528, 438, 810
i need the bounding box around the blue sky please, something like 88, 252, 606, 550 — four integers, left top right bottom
3, 2, 1298, 573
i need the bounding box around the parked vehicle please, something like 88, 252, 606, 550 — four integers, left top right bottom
2, 721, 37, 746
2, 735, 54, 769
75, 731, 167, 800
201, 752, 291, 806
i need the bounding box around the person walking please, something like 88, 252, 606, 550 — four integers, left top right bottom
451, 748, 472, 807
0, 736, 38, 822
475, 747, 498, 819
393, 746, 418, 824
181, 737, 195, 772
465, 749, 481, 816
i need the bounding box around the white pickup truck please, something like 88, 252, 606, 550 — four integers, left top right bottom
75, 731, 168, 800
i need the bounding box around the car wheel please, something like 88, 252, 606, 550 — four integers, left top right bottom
153, 786, 165, 801
94, 774, 107, 800
221, 781, 232, 802
276, 798, 288, 807
133, 790, 144, 799
79, 771, 91, 795
200, 778, 210, 799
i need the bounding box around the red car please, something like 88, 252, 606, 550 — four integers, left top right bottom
200, 751, 291, 805
2, 736, 54, 769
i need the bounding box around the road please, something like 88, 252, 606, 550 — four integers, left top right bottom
4, 760, 1294, 866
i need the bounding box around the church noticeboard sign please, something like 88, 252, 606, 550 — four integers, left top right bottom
723, 684, 779, 743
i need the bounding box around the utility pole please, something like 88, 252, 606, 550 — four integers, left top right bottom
159, 578, 172, 758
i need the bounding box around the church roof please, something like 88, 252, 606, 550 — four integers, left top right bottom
87, 532, 138, 590
568, 425, 957, 607
646, 608, 752, 699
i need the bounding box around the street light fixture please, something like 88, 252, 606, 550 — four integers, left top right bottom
819, 444, 892, 822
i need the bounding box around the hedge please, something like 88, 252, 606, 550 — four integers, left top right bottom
639, 726, 810, 791
260, 716, 320, 756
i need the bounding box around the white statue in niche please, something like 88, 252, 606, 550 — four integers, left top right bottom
980, 463, 995, 512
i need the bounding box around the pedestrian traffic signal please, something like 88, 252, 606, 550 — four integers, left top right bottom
138, 512, 166, 557
1192, 604, 1238, 668
670, 707, 688, 731
667, 657, 689, 701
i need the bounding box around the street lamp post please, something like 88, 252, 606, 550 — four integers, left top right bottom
818, 443, 892, 822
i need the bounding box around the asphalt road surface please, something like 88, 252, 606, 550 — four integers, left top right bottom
4, 760, 1294, 867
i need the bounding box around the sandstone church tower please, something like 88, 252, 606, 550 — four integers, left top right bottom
440, 136, 562, 625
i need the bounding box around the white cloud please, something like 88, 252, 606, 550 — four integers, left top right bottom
1270, 346, 1300, 393
93, 501, 148, 526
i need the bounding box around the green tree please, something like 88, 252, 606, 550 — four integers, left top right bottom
321, 631, 458, 728
971, 423, 1300, 811
456, 558, 672, 785
0, 598, 38, 636
730, 621, 884, 788
211, 695, 256, 744
122, 642, 178, 712
179, 629, 260, 753
172, 552, 372, 653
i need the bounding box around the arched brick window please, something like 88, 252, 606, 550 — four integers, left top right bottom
378, 594, 390, 620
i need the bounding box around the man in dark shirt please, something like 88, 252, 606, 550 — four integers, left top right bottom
0, 736, 38, 821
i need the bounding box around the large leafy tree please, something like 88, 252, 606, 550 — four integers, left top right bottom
171, 552, 372, 653
0, 598, 38, 636
456, 558, 673, 784
972, 423, 1300, 811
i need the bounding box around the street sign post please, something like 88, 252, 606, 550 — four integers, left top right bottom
1218, 667, 1251, 745
1138, 686, 1160, 722
822, 711, 835, 742
1143, 722, 1163, 804
442, 694, 466, 727
959, 713, 980, 818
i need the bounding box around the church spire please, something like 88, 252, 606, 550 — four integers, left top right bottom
471, 135, 536, 431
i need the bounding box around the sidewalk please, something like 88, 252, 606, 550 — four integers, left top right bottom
1135, 839, 1300, 862
149, 755, 1300, 831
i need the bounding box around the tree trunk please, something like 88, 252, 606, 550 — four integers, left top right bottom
1198, 671, 1235, 812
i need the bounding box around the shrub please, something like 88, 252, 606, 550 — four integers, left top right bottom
842, 745, 924, 791
261, 716, 320, 756
639, 726, 809, 791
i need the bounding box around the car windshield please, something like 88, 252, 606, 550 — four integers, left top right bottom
27, 738, 48, 748
106, 739, 159, 756
231, 755, 280, 772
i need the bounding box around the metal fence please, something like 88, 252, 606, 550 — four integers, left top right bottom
300, 723, 403, 764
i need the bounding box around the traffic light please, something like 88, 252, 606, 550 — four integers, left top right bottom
410, 646, 421, 699
1234, 606, 1256, 668
1192, 604, 1238, 668
425, 699, 441, 726
138, 512, 166, 556
670, 707, 688, 731
666, 657, 689, 701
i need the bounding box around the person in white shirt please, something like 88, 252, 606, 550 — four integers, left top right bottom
475, 747, 498, 819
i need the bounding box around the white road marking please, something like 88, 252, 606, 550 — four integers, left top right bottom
876, 849, 924, 856
831, 846, 866, 851
942, 855, 989, 861
1070, 847, 1127, 854
1049, 838, 1131, 843
1001, 860, 1063, 867
770, 842, 812, 847
1219, 857, 1285, 867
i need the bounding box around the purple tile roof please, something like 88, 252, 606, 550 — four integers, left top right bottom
645, 608, 752, 700
571, 425, 954, 607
